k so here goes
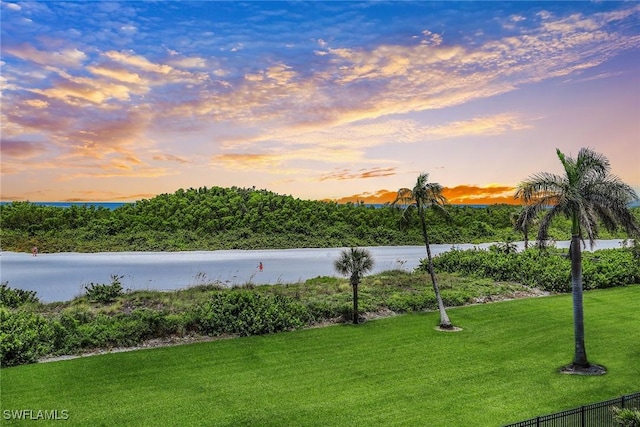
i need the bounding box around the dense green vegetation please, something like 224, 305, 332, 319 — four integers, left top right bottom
2, 286, 639, 426
1, 270, 533, 367
2, 186, 637, 252
429, 244, 640, 292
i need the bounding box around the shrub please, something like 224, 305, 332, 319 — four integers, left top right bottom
428, 247, 637, 292
125, 308, 183, 340
387, 292, 436, 313
84, 275, 124, 304
305, 300, 343, 321
0, 283, 39, 308
192, 291, 311, 336
0, 308, 52, 367
50, 307, 184, 354
612, 407, 640, 427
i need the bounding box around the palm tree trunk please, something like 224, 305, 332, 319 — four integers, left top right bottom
352, 277, 359, 325
419, 209, 452, 329
570, 234, 589, 367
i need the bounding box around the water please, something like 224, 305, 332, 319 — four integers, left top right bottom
0, 240, 625, 303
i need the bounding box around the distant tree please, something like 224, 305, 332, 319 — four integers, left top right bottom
334, 247, 374, 324
516, 148, 640, 370
394, 173, 455, 330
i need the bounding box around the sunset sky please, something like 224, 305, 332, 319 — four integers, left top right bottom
1, 1, 639, 205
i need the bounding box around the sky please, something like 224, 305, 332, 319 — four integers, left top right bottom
1, 1, 639, 205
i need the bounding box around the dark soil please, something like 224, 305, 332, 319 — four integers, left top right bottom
559, 364, 607, 376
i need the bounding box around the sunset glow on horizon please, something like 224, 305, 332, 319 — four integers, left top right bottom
1, 2, 639, 205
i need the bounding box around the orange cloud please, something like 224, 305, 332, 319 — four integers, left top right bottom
319, 167, 397, 182
331, 189, 397, 204
212, 153, 283, 170
152, 154, 189, 164
333, 185, 519, 205
442, 185, 517, 204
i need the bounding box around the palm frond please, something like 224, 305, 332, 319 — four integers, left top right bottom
334, 247, 374, 280
576, 147, 610, 179
536, 204, 562, 243
575, 199, 598, 246
392, 188, 415, 207
515, 172, 566, 203
514, 204, 541, 233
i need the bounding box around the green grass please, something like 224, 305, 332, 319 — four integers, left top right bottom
2, 286, 639, 426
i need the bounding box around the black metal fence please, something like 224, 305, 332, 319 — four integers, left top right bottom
503, 392, 640, 427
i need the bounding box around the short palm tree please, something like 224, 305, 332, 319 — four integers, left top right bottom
394, 173, 454, 329
334, 247, 375, 324
516, 148, 639, 369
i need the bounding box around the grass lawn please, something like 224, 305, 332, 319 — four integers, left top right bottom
2, 285, 638, 426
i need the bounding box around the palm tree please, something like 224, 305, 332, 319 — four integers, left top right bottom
512, 207, 537, 249
394, 173, 454, 329
334, 247, 375, 324
516, 148, 639, 369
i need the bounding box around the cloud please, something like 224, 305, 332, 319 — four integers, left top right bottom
169, 56, 208, 69
8, 4, 636, 135
2, 2, 638, 201
144, 4, 640, 141
442, 185, 517, 204
30, 76, 135, 105
330, 189, 398, 204
87, 65, 144, 84
0, 139, 47, 159
104, 50, 174, 75
212, 153, 283, 170
3, 43, 87, 68
333, 185, 519, 205
61, 191, 157, 202
211, 146, 367, 173
2, 2, 20, 11
152, 154, 190, 164
219, 113, 531, 149
22, 99, 49, 108
319, 167, 397, 182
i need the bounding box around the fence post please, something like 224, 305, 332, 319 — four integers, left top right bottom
621, 394, 626, 409
536, 416, 540, 427
581, 406, 585, 427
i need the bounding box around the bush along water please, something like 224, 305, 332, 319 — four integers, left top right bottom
428, 246, 640, 292
84, 275, 124, 304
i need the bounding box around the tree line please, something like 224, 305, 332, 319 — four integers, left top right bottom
1, 185, 637, 253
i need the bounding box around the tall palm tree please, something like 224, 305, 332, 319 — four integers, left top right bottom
334, 247, 375, 324
516, 148, 639, 369
394, 173, 454, 329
